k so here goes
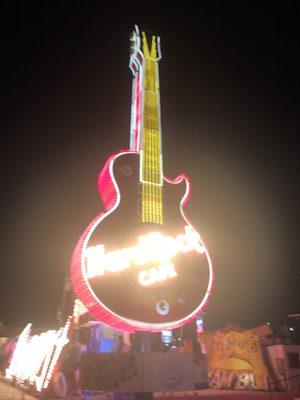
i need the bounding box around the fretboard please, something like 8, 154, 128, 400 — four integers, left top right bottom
140, 33, 163, 224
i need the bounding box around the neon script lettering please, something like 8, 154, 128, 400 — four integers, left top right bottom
6, 318, 71, 392
138, 263, 177, 286
85, 225, 205, 283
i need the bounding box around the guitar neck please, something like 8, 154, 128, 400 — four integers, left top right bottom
141, 33, 163, 224
130, 28, 164, 225
141, 58, 162, 185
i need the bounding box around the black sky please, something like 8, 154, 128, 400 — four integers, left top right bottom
0, 1, 299, 330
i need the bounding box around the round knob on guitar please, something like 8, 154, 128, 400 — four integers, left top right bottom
121, 164, 132, 176
156, 299, 170, 316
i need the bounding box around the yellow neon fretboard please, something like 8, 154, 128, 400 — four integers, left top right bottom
141, 32, 163, 225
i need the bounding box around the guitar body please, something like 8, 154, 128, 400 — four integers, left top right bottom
71, 150, 214, 331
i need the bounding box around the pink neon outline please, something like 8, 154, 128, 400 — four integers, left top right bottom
133, 72, 141, 151
71, 151, 215, 332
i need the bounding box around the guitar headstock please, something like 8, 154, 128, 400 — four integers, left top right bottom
129, 25, 161, 75
130, 25, 141, 56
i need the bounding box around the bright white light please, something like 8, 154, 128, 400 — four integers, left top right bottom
86, 245, 105, 278
85, 225, 204, 282
6, 318, 71, 392
73, 299, 88, 324
5, 323, 31, 382
161, 330, 173, 345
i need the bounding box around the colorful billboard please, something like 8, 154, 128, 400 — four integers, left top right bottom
199, 329, 269, 390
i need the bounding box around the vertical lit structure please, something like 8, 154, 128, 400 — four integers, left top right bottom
70, 26, 215, 332
130, 26, 163, 224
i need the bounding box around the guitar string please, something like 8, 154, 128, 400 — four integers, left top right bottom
152, 46, 161, 223
148, 56, 153, 222
149, 57, 153, 222
142, 33, 146, 222
156, 65, 161, 224
142, 29, 148, 215
154, 51, 162, 224
151, 56, 157, 222
148, 55, 152, 222
146, 57, 149, 222
141, 69, 145, 222
152, 49, 158, 222
145, 47, 151, 222
153, 60, 159, 222
153, 58, 157, 221
147, 57, 151, 222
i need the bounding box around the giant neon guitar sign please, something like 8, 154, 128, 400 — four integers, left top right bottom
70, 26, 215, 332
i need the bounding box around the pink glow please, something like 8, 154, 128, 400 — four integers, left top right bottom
134, 72, 141, 151
72, 150, 138, 331
97, 149, 130, 210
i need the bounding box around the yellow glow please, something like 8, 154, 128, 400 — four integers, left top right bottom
140, 32, 163, 224
85, 225, 205, 282
138, 263, 177, 286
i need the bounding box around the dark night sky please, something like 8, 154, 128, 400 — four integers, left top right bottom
0, 1, 299, 330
